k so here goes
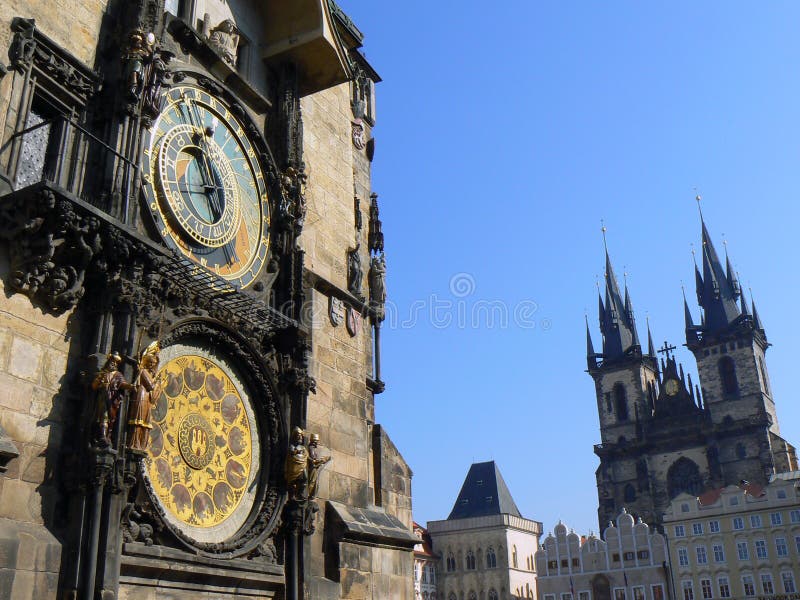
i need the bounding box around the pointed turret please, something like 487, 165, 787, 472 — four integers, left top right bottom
752, 300, 764, 333
684, 288, 699, 345
725, 254, 741, 298
696, 220, 741, 333
587, 315, 598, 370
647, 320, 656, 358
598, 248, 640, 360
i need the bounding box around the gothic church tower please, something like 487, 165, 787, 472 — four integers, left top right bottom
588, 215, 797, 532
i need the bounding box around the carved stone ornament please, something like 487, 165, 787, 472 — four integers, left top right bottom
368, 253, 386, 322
207, 19, 239, 67
352, 119, 366, 150
346, 307, 362, 338
329, 296, 345, 327
347, 245, 363, 300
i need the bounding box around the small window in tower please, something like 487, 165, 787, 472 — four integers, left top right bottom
719, 356, 738, 395
736, 443, 746, 459
605, 393, 613, 414
614, 384, 629, 421
758, 357, 770, 394
624, 484, 636, 503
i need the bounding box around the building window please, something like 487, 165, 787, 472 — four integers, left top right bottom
678, 548, 689, 567
737, 541, 749, 560
718, 356, 738, 395
563, 594, 574, 600
632, 587, 644, 600
758, 357, 769, 394
579, 592, 590, 600
761, 574, 774, 595
750, 515, 762, 528
696, 546, 708, 564
623, 552, 635, 561
713, 544, 725, 563
732, 517, 744, 530
612, 553, 621, 562
736, 443, 747, 459
776, 537, 788, 557
512, 545, 518, 568
770, 512, 783, 526
446, 553, 456, 572
692, 523, 704, 535
754, 540, 767, 559
718, 577, 730, 599
730, 496, 740, 506
652, 585, 664, 600
681, 503, 691, 513
615, 589, 627, 600
682, 580, 694, 600
466, 550, 476, 570
561, 559, 569, 568
668, 458, 703, 499
777, 489, 787, 499
709, 520, 720, 533
637, 550, 649, 560
545, 596, 556, 600
624, 484, 636, 503
675, 525, 686, 537
468, 592, 477, 600
486, 547, 497, 569
700, 579, 713, 600
489, 591, 499, 600
796, 536, 800, 554
790, 509, 800, 523
572, 558, 580, 568
782, 573, 796, 594
548, 560, 558, 570
614, 383, 629, 421
742, 576, 755, 597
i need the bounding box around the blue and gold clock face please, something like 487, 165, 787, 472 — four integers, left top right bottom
143, 85, 269, 288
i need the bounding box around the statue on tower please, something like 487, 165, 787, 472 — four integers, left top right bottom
127, 341, 163, 453
208, 19, 239, 67
91, 352, 134, 448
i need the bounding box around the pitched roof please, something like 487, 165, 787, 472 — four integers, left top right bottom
447, 461, 522, 520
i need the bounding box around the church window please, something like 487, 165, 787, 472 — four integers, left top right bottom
736, 443, 746, 459
486, 547, 497, 568
624, 484, 636, 503
614, 384, 629, 421
489, 591, 499, 600
512, 545, 518, 568
605, 393, 613, 413
758, 358, 770, 394
667, 458, 702, 499
718, 356, 739, 395
449, 594, 457, 600
468, 591, 477, 600
446, 552, 456, 572
466, 550, 476, 570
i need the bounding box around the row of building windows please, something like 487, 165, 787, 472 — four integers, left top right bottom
681, 572, 796, 600
544, 584, 665, 600
415, 563, 437, 584
673, 508, 800, 538
445, 547, 497, 572
446, 590, 499, 600
546, 550, 650, 573
676, 536, 796, 566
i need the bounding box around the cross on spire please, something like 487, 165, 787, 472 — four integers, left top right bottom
658, 341, 677, 359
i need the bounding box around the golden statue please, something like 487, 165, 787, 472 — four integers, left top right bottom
127, 341, 163, 453
285, 427, 308, 499
91, 352, 134, 447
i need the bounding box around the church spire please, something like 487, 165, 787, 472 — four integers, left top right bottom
694, 206, 741, 334
587, 315, 598, 370
598, 234, 640, 360
646, 317, 656, 358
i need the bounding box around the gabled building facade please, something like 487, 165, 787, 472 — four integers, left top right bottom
428, 461, 543, 600
587, 216, 797, 531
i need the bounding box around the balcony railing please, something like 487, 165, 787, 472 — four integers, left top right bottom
0, 114, 138, 225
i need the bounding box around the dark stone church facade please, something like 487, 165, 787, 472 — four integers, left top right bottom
0, 1, 415, 599
587, 218, 797, 531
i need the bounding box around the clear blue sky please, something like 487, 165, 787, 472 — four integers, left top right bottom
337, 1, 800, 536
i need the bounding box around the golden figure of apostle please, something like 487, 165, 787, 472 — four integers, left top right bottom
127, 341, 163, 453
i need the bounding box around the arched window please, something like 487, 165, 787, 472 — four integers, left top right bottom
758, 357, 770, 394
592, 574, 612, 600
469, 592, 477, 600
512, 545, 518, 568
667, 457, 703, 499
624, 483, 636, 503
489, 590, 499, 600
466, 550, 476, 570
446, 552, 456, 572
719, 356, 739, 395
486, 546, 497, 568
614, 383, 629, 421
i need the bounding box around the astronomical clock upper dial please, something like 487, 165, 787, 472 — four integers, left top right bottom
142, 84, 270, 288
143, 343, 260, 544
